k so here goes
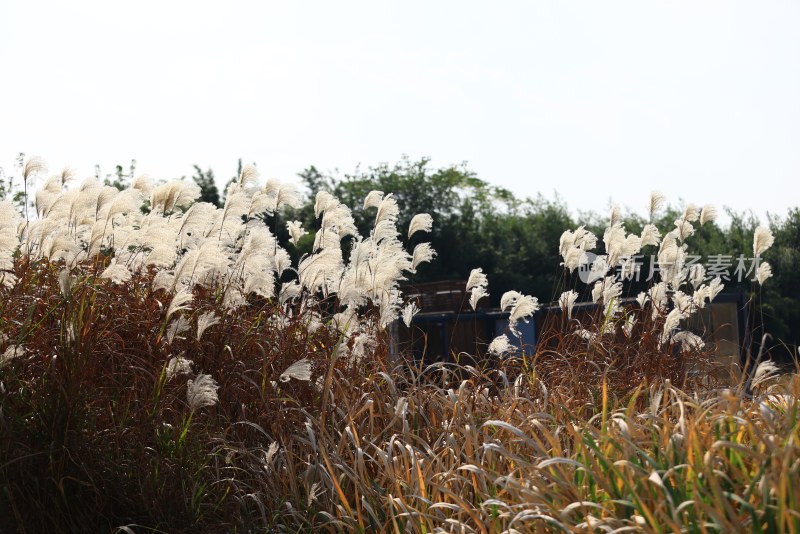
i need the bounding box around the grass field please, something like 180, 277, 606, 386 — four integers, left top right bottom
1, 163, 797, 532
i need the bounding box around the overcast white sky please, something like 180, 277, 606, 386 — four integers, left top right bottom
1, 1, 798, 224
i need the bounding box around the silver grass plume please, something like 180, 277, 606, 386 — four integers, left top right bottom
508, 294, 539, 337
263, 179, 302, 211
488, 335, 515, 357
681, 203, 699, 223
640, 224, 661, 247
659, 308, 685, 347
23, 156, 47, 184
166, 355, 193, 380
500, 290, 522, 312
166, 287, 194, 320
707, 278, 724, 301
671, 290, 693, 315
58, 269, 76, 298
238, 164, 259, 188
753, 226, 774, 257
363, 190, 384, 210
286, 220, 307, 246
401, 301, 419, 327
672, 331, 704, 352
314, 191, 338, 218
408, 213, 433, 239
755, 262, 772, 285
100, 262, 132, 285
649, 191, 665, 221
699, 204, 717, 225
166, 316, 191, 344
196, 311, 220, 341
466, 268, 489, 311
374, 194, 400, 226
609, 205, 622, 228
187, 374, 219, 411
562, 247, 587, 272
673, 218, 695, 242
559, 290, 579, 320
411, 242, 436, 272
131, 175, 152, 194
279, 359, 312, 382
279, 281, 302, 304
351, 333, 377, 363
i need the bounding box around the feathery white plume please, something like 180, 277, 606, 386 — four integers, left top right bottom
314, 191, 338, 218
166, 316, 191, 344
196, 311, 220, 341
681, 203, 699, 223
287, 220, 307, 246
411, 242, 436, 272
699, 204, 717, 225
640, 224, 661, 247
23, 156, 47, 183
558, 290, 579, 320
500, 290, 522, 312
363, 190, 384, 210
488, 335, 515, 357
508, 294, 539, 337
659, 308, 685, 347
238, 164, 259, 188
707, 278, 724, 301
279, 359, 313, 382
673, 218, 695, 242
401, 301, 419, 327
131, 175, 152, 194
187, 374, 219, 410
672, 331, 705, 352
467, 268, 489, 311
672, 290, 693, 315
100, 262, 132, 285
408, 213, 433, 239
649, 191, 665, 221
753, 226, 774, 257
609, 205, 622, 228
351, 333, 377, 362
591, 280, 603, 304
271, 181, 303, 210
166, 287, 194, 320
374, 194, 399, 226
166, 355, 193, 379
755, 262, 773, 285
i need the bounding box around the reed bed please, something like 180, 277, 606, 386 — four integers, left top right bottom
0, 159, 796, 532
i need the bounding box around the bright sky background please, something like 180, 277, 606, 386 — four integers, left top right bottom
2, 1, 798, 225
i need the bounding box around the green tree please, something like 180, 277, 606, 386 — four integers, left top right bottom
101, 159, 136, 191
191, 165, 221, 207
